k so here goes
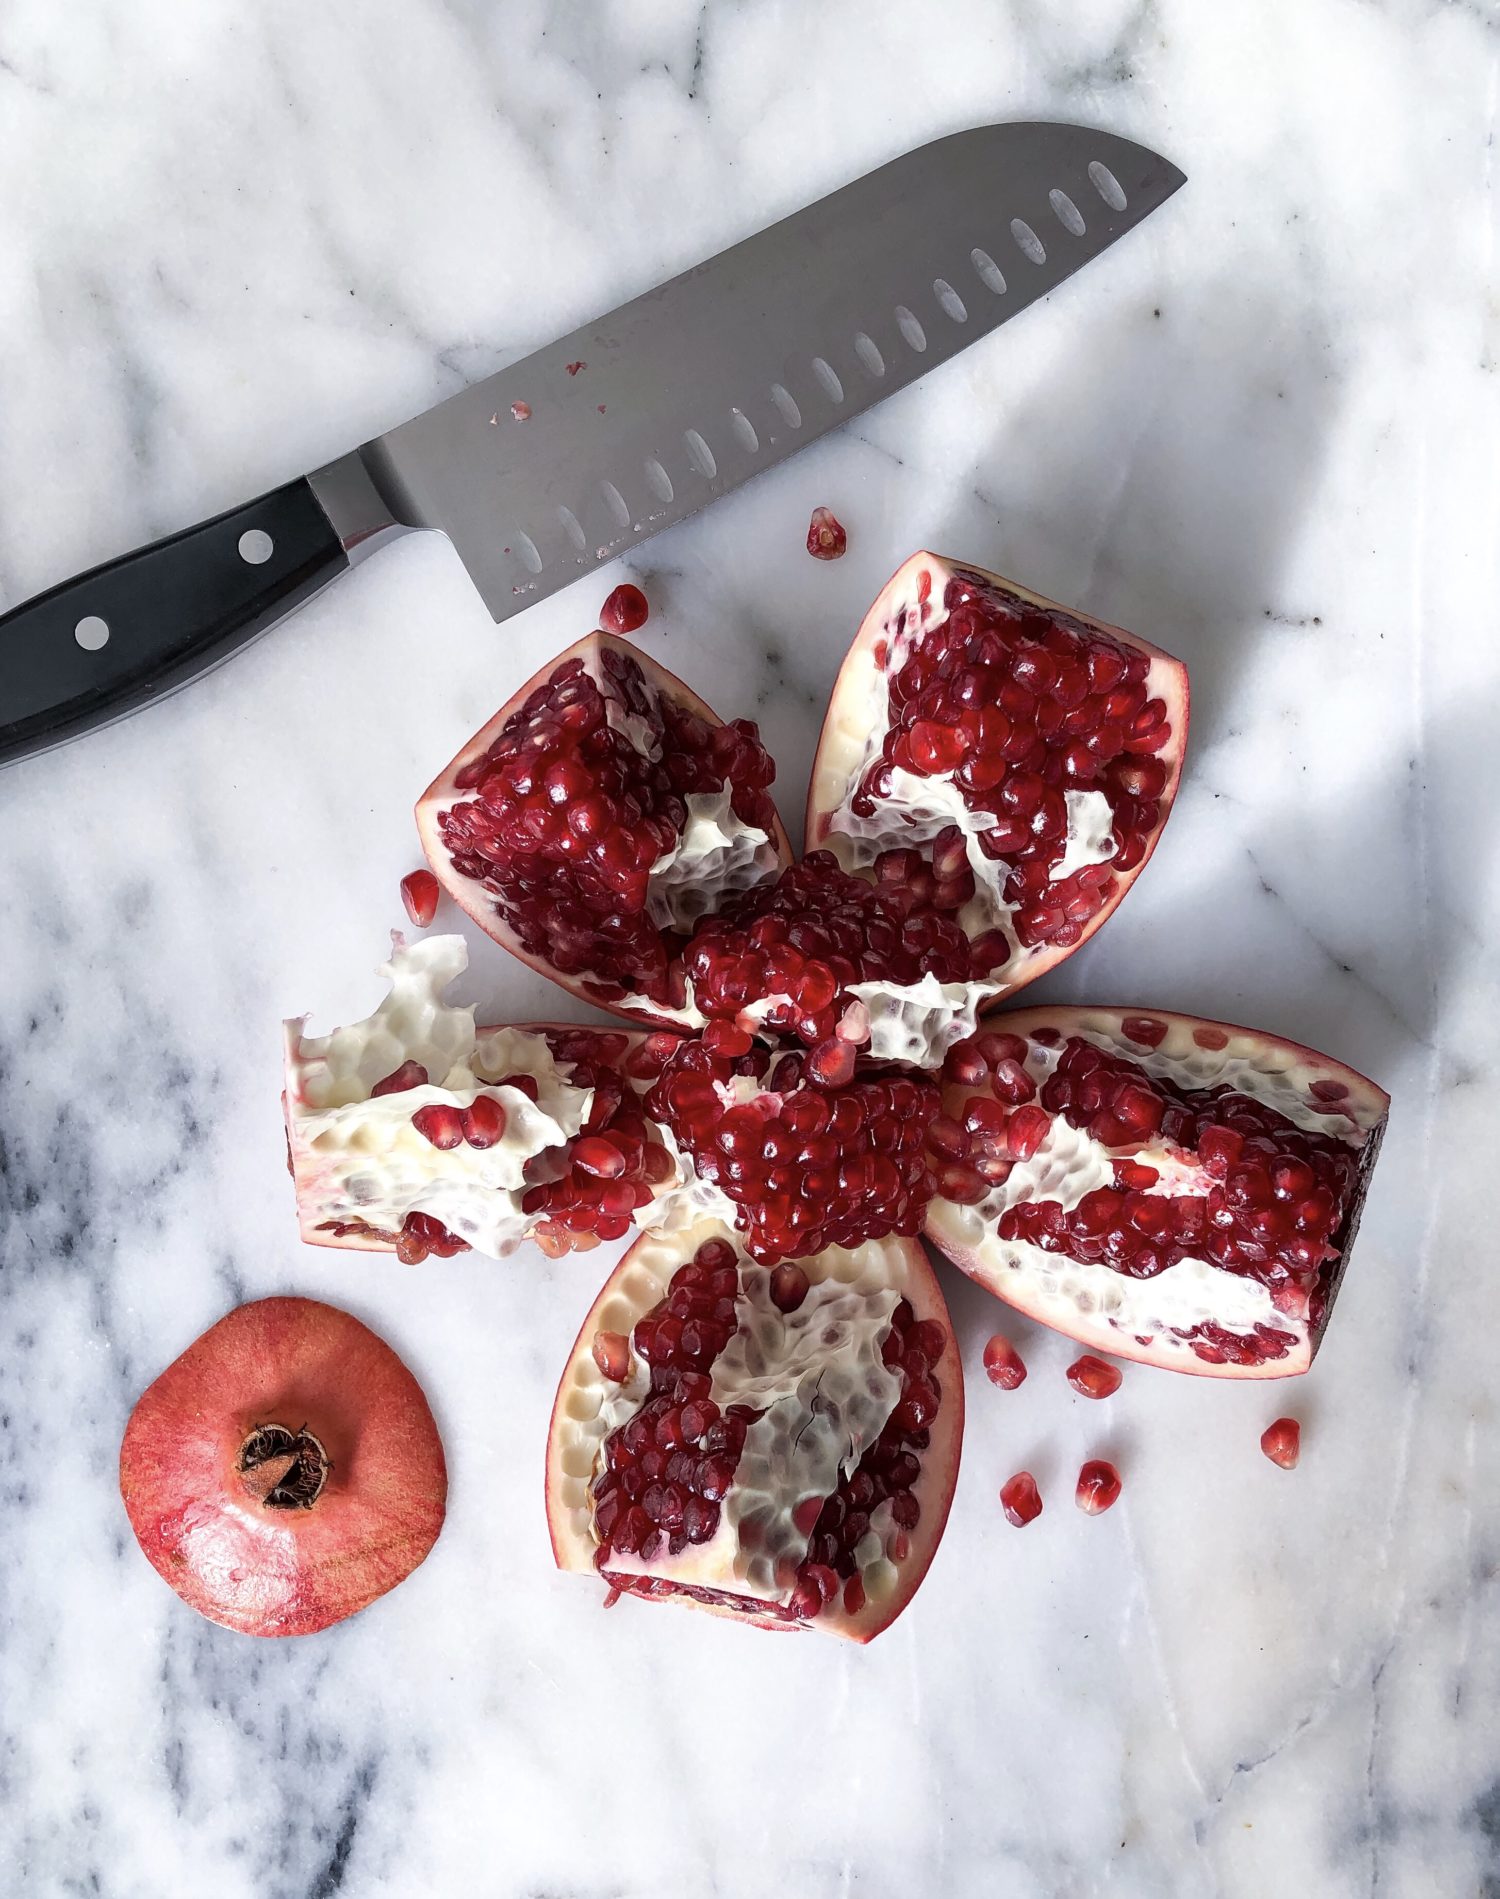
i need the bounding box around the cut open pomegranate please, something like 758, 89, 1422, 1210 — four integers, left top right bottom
807, 553, 1188, 1010
924, 1006, 1389, 1377
415, 631, 789, 1024
546, 1220, 962, 1640
119, 1297, 446, 1635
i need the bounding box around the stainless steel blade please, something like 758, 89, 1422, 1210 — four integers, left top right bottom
351, 123, 1184, 618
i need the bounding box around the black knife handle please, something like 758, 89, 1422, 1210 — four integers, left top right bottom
0, 478, 348, 768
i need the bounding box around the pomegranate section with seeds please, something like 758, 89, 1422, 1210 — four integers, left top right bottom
546, 1220, 962, 1639
807, 553, 1188, 1003
924, 1005, 1389, 1377
119, 1297, 446, 1636
415, 631, 789, 1021
1261, 1417, 1301, 1469
283, 936, 688, 1263
806, 506, 847, 560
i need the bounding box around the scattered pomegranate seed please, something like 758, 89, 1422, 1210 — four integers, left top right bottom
982, 1334, 1027, 1390
1000, 1472, 1042, 1527
399, 869, 440, 928
1260, 1417, 1300, 1469
1075, 1460, 1121, 1514
806, 506, 847, 560
600, 583, 649, 636
1066, 1354, 1122, 1399
566, 360, 586, 375
412, 1104, 465, 1150
592, 1331, 631, 1381
511, 400, 531, 422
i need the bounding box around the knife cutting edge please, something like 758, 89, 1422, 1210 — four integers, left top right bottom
0, 122, 1184, 769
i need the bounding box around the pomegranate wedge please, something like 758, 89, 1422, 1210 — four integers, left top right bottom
415, 631, 790, 1026
924, 1008, 1388, 1376
546, 1221, 962, 1639
283, 936, 690, 1263
808, 553, 1188, 1011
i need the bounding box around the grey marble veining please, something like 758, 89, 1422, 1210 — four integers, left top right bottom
2, 2, 1498, 1894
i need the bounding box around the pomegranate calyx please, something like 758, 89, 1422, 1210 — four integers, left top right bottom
236, 1423, 330, 1509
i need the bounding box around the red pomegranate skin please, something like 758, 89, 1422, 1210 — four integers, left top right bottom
119, 1297, 446, 1636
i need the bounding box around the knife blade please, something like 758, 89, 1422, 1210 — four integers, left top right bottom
0, 122, 1183, 768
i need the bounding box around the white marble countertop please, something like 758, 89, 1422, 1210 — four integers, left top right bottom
2, 4, 1497, 1895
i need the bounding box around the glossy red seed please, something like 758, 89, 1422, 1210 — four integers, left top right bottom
592, 1331, 630, 1381
1121, 1015, 1168, 1048
1066, 1354, 1122, 1399
599, 584, 649, 635
412, 1104, 465, 1149
399, 868, 440, 927
768, 1263, 809, 1313
982, 1334, 1027, 1390
371, 1060, 429, 1098
460, 1094, 508, 1148
806, 506, 847, 560
1000, 1472, 1042, 1527
1261, 1417, 1301, 1469
1075, 1460, 1121, 1514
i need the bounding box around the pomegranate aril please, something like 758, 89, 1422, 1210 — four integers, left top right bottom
371, 1060, 429, 1098
412, 1104, 465, 1149
460, 1095, 507, 1148
599, 583, 649, 635
806, 506, 848, 560
982, 1334, 1027, 1390
1260, 1417, 1300, 1469
1066, 1354, 1122, 1399
768, 1263, 809, 1313
1075, 1460, 1121, 1515
1000, 1472, 1042, 1527
399, 868, 440, 927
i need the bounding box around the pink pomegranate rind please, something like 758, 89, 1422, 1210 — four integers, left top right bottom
924, 1006, 1389, 1378
119, 1297, 446, 1636
807, 553, 1189, 1005
415, 630, 791, 1027
545, 1221, 962, 1642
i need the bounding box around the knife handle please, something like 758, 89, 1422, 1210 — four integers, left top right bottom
0, 478, 348, 768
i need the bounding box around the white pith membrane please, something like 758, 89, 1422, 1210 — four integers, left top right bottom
925, 1008, 1387, 1376
420, 636, 780, 1022
284, 936, 681, 1256
549, 1222, 950, 1629
809, 554, 1182, 1007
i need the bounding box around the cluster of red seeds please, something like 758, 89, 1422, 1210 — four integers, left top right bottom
437, 647, 776, 1005
647, 1041, 941, 1262
518, 1029, 683, 1254
591, 1238, 748, 1560
684, 850, 989, 1064
854, 573, 1174, 949
594, 1244, 945, 1624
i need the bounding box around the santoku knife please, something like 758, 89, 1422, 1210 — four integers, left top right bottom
0, 122, 1183, 768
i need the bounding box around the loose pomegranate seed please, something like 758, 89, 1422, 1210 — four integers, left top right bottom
371, 1060, 429, 1098
600, 583, 649, 636
399, 868, 440, 928
566, 360, 586, 375
1260, 1417, 1300, 1469
511, 400, 531, 421
412, 1104, 465, 1149
1000, 1472, 1042, 1527
982, 1334, 1027, 1390
1066, 1354, 1122, 1399
806, 506, 847, 560
1075, 1460, 1121, 1514
592, 1331, 631, 1381
460, 1095, 507, 1148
